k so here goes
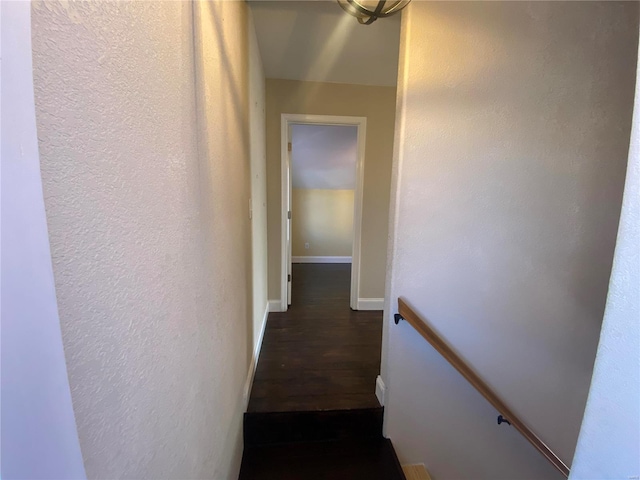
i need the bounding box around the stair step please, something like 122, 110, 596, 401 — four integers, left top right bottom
402, 464, 432, 480
239, 438, 406, 480
244, 407, 383, 446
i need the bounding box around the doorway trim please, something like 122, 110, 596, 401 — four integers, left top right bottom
280, 113, 367, 311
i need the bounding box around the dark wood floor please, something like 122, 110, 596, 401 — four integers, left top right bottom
247, 263, 383, 413
238, 264, 404, 480
240, 438, 404, 480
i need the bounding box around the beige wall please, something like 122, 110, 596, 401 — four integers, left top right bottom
266, 79, 396, 300
32, 1, 263, 478
383, 2, 637, 479
292, 189, 354, 257
248, 9, 268, 361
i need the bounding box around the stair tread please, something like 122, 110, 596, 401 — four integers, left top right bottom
402, 464, 432, 480
239, 438, 405, 480
244, 407, 383, 446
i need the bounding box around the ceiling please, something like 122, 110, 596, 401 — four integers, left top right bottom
249, 1, 401, 86
291, 124, 358, 189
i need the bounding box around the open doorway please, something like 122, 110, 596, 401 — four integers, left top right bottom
280, 114, 366, 311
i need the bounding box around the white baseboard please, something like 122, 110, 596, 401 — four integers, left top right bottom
357, 298, 384, 311
292, 256, 352, 264
375, 375, 386, 406
268, 299, 283, 312
243, 302, 269, 409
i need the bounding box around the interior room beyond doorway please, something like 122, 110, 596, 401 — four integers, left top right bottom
291, 123, 358, 267
281, 115, 366, 311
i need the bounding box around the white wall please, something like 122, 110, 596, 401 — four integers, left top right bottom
0, 2, 85, 478
248, 7, 268, 386
291, 124, 358, 190
383, 2, 638, 479
250, 1, 400, 87
31, 1, 262, 478
570, 38, 640, 480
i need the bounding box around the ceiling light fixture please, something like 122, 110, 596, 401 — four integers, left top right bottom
337, 0, 410, 25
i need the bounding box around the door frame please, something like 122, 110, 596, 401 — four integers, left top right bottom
280, 113, 367, 311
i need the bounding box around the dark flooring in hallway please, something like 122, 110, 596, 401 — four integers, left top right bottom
239, 264, 404, 479
247, 263, 383, 412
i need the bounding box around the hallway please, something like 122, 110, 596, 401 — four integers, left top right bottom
7, 1, 638, 478
248, 263, 382, 412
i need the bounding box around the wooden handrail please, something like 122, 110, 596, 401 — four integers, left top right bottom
396, 297, 570, 478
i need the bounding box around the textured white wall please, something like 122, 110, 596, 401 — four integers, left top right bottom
570, 38, 640, 480
1, 2, 85, 478
31, 1, 259, 478
248, 8, 269, 369
383, 2, 638, 479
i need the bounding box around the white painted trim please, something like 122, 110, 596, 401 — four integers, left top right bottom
357, 298, 385, 311
376, 375, 386, 406
243, 302, 269, 409
280, 116, 289, 312
281, 114, 367, 311
351, 119, 366, 311
268, 299, 283, 313
292, 256, 352, 264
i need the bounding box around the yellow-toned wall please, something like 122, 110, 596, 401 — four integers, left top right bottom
292, 189, 354, 257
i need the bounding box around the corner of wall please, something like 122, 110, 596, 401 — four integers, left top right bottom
569, 33, 640, 479
243, 301, 269, 409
